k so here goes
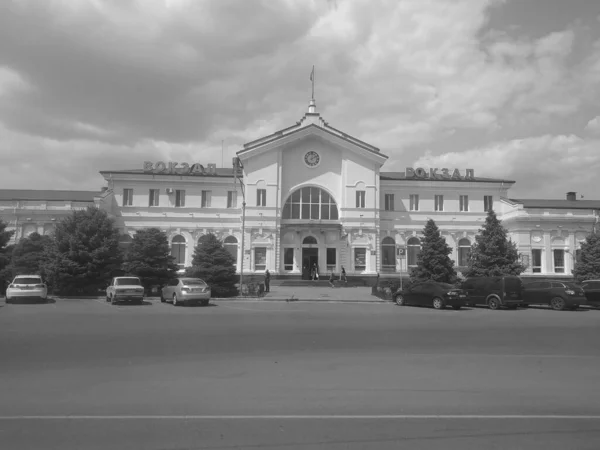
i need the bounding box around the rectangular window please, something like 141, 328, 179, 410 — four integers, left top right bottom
435, 195, 444, 212
123, 189, 133, 206
149, 189, 159, 207
354, 248, 366, 271
356, 190, 365, 208
459, 195, 469, 212
257, 189, 266, 207
384, 193, 394, 211
227, 191, 237, 208
410, 194, 419, 211
254, 247, 267, 271
484, 195, 493, 212
201, 190, 211, 208
175, 190, 185, 207
326, 248, 336, 272
531, 249, 542, 273
284, 248, 294, 271
553, 249, 565, 273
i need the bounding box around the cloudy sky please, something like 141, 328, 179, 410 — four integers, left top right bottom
1, 0, 600, 199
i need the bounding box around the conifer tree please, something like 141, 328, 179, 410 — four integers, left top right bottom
186, 233, 237, 297
7, 232, 51, 278
410, 218, 457, 284
0, 219, 16, 295
42, 207, 123, 295
463, 209, 526, 277
121, 228, 178, 293
572, 232, 600, 281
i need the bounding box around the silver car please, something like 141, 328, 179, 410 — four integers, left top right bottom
5, 275, 48, 303
161, 278, 211, 306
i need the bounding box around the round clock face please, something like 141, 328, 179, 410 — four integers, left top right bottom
304, 151, 320, 167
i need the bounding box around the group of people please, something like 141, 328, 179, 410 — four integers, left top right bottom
263, 266, 348, 293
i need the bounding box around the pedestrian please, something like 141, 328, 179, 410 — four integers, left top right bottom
264, 269, 270, 293
313, 263, 319, 280
341, 266, 347, 284
329, 272, 335, 288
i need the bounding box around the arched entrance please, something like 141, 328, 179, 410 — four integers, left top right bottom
302, 236, 318, 279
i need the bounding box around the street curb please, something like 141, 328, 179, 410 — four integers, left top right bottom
47, 296, 389, 304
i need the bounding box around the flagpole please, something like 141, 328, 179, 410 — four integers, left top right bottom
311, 65, 315, 100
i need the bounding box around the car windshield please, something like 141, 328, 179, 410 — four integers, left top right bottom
116, 278, 141, 286
14, 277, 42, 284
181, 279, 206, 286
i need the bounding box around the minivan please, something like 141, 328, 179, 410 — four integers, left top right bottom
460, 276, 523, 310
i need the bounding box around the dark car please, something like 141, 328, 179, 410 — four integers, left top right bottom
394, 281, 468, 310
521, 280, 586, 311
580, 280, 600, 308
460, 276, 523, 310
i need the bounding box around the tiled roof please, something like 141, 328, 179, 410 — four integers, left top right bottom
0, 190, 99, 202
509, 199, 600, 209
99, 168, 235, 177
380, 172, 516, 183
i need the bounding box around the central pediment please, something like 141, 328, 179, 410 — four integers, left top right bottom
237, 102, 388, 166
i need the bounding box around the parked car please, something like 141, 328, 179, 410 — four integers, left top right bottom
580, 280, 600, 308
460, 276, 523, 310
106, 276, 145, 304
521, 280, 586, 311
394, 281, 468, 310
161, 278, 211, 306
5, 275, 48, 303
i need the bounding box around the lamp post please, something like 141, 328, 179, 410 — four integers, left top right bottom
233, 157, 246, 292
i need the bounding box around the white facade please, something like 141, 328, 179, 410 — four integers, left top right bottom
1, 102, 598, 278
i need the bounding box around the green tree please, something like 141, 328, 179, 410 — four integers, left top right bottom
121, 228, 178, 293
0, 219, 16, 295
463, 209, 526, 277
186, 233, 237, 297
409, 218, 457, 284
572, 232, 600, 282
8, 232, 51, 278
42, 207, 123, 295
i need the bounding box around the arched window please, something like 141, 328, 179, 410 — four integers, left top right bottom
303, 236, 317, 245
224, 236, 238, 266
282, 187, 339, 220
381, 237, 396, 272
171, 235, 186, 269
458, 238, 471, 267
407, 237, 421, 267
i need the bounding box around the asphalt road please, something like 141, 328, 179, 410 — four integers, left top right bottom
1, 298, 600, 449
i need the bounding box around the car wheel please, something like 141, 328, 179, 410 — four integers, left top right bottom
173, 294, 179, 306
160, 292, 166, 303
110, 295, 117, 305
5, 297, 11, 304
432, 297, 445, 310
550, 297, 566, 311
395, 294, 405, 306
488, 297, 500, 310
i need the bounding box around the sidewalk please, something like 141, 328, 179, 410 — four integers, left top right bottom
230, 285, 386, 303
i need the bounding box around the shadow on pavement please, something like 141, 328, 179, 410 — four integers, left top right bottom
4, 298, 56, 305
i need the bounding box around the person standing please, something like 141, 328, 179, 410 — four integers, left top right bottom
329, 272, 335, 288
341, 266, 347, 284
264, 269, 270, 293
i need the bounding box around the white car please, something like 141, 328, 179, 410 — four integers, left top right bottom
5, 275, 48, 303
106, 276, 145, 304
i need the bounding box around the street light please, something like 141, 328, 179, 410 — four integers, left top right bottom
233, 157, 247, 291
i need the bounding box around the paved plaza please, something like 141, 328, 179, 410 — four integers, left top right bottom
1, 297, 600, 449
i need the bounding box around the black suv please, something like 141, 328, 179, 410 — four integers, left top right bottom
521, 280, 586, 311
580, 280, 600, 308
460, 276, 523, 310
394, 281, 468, 310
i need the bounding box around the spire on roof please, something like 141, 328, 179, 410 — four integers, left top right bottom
308, 98, 316, 114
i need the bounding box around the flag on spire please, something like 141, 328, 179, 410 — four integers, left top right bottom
310, 65, 314, 81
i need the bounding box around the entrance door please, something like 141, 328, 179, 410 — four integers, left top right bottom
302, 248, 319, 280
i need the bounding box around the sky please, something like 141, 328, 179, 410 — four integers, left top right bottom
1, 0, 600, 199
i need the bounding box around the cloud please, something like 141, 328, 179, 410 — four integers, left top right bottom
413, 133, 600, 199
0, 0, 599, 199
584, 116, 600, 134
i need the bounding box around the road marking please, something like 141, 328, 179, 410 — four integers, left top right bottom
0, 415, 599, 420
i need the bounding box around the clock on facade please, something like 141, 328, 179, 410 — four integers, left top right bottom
304, 150, 320, 167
